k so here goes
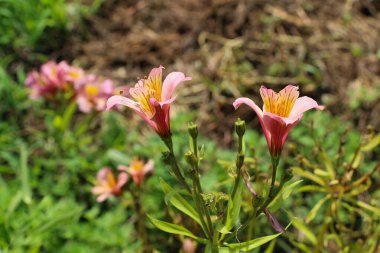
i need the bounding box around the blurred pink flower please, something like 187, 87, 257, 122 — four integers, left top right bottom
234, 85, 324, 158
106, 66, 191, 138
75, 75, 114, 113
118, 160, 154, 186
91, 168, 128, 202
182, 238, 197, 253
25, 60, 84, 99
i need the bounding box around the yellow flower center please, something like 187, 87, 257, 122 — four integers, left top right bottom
106, 172, 116, 188
129, 70, 163, 118
130, 160, 144, 172
68, 70, 82, 80
85, 84, 99, 97
260, 86, 299, 118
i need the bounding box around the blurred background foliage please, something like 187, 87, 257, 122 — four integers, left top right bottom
1, 0, 379, 252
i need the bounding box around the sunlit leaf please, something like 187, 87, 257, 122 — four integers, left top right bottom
292, 167, 326, 186
269, 180, 303, 212
147, 215, 207, 244
224, 232, 283, 251
160, 179, 203, 228
361, 134, 380, 152
306, 195, 330, 223
319, 150, 335, 179
292, 218, 317, 245
222, 176, 244, 233
20, 145, 31, 204
297, 185, 326, 193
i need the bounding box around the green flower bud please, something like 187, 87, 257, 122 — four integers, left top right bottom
235, 118, 246, 137
188, 122, 198, 139
185, 150, 198, 167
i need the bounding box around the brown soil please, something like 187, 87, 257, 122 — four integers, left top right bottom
63, 0, 380, 144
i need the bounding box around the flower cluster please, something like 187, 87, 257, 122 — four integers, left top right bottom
92, 160, 154, 202
25, 61, 115, 113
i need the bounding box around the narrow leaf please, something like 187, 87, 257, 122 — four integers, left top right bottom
361, 134, 380, 151
20, 145, 31, 204
306, 195, 330, 223
225, 232, 283, 251
291, 167, 326, 186
224, 176, 244, 233
147, 215, 207, 244
292, 218, 317, 245
160, 179, 202, 227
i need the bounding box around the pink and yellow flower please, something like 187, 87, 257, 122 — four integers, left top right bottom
75, 75, 114, 113
106, 66, 191, 138
233, 85, 324, 158
91, 168, 128, 202
25, 61, 84, 99
118, 160, 154, 186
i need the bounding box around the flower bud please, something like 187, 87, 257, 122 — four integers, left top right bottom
185, 150, 198, 167
188, 122, 198, 139
234, 118, 246, 137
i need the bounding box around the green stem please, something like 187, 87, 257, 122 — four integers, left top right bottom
190, 136, 214, 238
191, 172, 213, 239
256, 157, 279, 213
163, 137, 192, 194
224, 158, 282, 242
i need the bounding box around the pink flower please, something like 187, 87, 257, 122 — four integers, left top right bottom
118, 160, 154, 186
75, 75, 114, 113
91, 168, 128, 202
182, 238, 197, 253
233, 85, 324, 158
25, 61, 84, 99
106, 66, 191, 138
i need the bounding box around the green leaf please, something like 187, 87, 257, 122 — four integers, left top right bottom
292, 167, 326, 186
269, 180, 303, 212
219, 247, 242, 253
292, 218, 317, 245
225, 232, 283, 251
263, 239, 276, 253
20, 144, 31, 204
306, 195, 330, 223
319, 150, 335, 179
147, 215, 207, 244
222, 176, 244, 233
355, 201, 380, 216
160, 179, 203, 228
361, 134, 380, 152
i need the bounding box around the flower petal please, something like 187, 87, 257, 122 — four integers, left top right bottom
233, 97, 270, 144
97, 193, 110, 202
117, 165, 128, 172
162, 72, 192, 101
106, 95, 141, 112
116, 172, 128, 189
289, 96, 325, 119
263, 112, 301, 156
143, 160, 154, 174
96, 168, 112, 183
233, 97, 264, 117
145, 66, 164, 100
